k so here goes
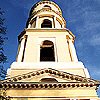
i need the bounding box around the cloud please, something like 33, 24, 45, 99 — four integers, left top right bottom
88, 34, 100, 46
85, 64, 100, 79
8, 0, 29, 9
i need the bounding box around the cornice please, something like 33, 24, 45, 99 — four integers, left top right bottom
18, 28, 75, 41
30, 0, 62, 16
31, 7, 62, 17
0, 82, 98, 90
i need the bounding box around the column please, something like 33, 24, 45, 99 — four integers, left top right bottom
68, 39, 78, 62
28, 23, 31, 28
53, 16, 56, 28
36, 16, 39, 28
17, 37, 25, 62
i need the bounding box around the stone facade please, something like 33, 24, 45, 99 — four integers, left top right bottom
0, 0, 100, 100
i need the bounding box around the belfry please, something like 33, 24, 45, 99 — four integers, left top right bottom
0, 0, 100, 99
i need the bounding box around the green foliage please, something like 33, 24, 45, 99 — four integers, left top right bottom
0, 8, 7, 79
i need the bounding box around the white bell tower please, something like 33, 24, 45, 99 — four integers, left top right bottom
3, 0, 99, 99
8, 0, 90, 79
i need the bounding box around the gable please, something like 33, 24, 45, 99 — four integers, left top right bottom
14, 72, 78, 83
3, 68, 98, 84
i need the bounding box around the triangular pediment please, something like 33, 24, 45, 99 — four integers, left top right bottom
3, 68, 99, 84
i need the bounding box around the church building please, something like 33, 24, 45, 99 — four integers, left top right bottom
0, 0, 100, 99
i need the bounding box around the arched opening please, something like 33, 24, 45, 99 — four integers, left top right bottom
44, 5, 51, 9
40, 78, 58, 83
41, 19, 52, 28
40, 40, 55, 61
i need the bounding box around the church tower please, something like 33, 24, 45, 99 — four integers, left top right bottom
9, 0, 89, 78
0, 0, 99, 100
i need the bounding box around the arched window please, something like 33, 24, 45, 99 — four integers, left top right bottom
44, 5, 51, 9
40, 40, 55, 61
41, 19, 52, 28
40, 78, 58, 83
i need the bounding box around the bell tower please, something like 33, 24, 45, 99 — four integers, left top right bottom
8, 0, 89, 78
3, 0, 99, 99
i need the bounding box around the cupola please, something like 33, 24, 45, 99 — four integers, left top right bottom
26, 0, 66, 29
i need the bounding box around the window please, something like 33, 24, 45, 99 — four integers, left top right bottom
40, 78, 58, 83
41, 19, 52, 28
40, 40, 55, 61
44, 5, 51, 9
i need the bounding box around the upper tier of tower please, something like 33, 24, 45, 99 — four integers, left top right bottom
26, 0, 66, 29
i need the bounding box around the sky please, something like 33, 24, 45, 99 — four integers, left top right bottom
0, 0, 100, 97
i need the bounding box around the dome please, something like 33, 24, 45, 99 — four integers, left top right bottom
26, 0, 66, 28
29, 0, 62, 18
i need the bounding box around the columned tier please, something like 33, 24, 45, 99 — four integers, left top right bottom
17, 28, 78, 63
26, 0, 66, 28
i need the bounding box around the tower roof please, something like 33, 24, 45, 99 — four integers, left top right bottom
26, 0, 66, 28
29, 0, 62, 17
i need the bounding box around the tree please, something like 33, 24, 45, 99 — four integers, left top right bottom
0, 8, 7, 79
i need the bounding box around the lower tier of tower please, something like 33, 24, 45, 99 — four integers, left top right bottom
7, 61, 90, 78
1, 61, 99, 99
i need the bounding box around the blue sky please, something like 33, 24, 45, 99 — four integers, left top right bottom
0, 0, 100, 97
